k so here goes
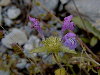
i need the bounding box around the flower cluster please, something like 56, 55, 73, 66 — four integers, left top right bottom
29, 15, 78, 52
61, 15, 74, 33
63, 32, 78, 50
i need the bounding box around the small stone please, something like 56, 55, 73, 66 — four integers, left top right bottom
24, 43, 33, 51
0, 45, 7, 53
4, 18, 13, 26
7, 6, 21, 19
30, 0, 58, 17
39, 0, 58, 10
16, 59, 27, 69
23, 35, 40, 58
0, 70, 10, 75
22, 25, 33, 36
0, 0, 11, 6
28, 35, 40, 47
1, 28, 28, 48
30, 6, 47, 17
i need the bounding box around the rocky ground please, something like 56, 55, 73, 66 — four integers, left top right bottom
0, 0, 100, 75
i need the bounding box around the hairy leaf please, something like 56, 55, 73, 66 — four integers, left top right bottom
90, 37, 98, 47
61, 46, 77, 54
72, 16, 100, 40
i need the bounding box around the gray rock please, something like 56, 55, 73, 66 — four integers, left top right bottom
23, 35, 40, 58
39, 0, 58, 10
7, 6, 21, 19
30, 0, 58, 17
28, 35, 40, 48
21, 23, 33, 36
30, 5, 47, 17
0, 45, 7, 53
60, 0, 69, 4
65, 0, 100, 29
0, 0, 11, 6
4, 18, 13, 26
16, 59, 27, 69
0, 70, 10, 75
24, 43, 34, 51
1, 28, 28, 48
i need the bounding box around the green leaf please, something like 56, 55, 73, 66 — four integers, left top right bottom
30, 47, 46, 53
55, 68, 66, 75
90, 37, 98, 47
72, 16, 100, 40
61, 46, 77, 54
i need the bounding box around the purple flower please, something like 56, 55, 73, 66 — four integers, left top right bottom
63, 32, 78, 50
29, 16, 41, 32
64, 15, 73, 22
29, 16, 44, 39
62, 32, 76, 41
61, 15, 75, 33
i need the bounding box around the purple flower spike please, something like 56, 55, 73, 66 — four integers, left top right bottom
64, 38, 78, 50
61, 15, 75, 33
64, 15, 73, 22
29, 16, 45, 40
29, 16, 41, 31
63, 32, 78, 50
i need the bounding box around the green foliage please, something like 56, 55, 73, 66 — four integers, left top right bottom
90, 37, 98, 47
42, 36, 62, 53
72, 16, 100, 40
61, 46, 76, 54
55, 68, 66, 75
80, 37, 90, 43
30, 36, 76, 54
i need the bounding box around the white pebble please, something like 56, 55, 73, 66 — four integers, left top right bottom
4, 18, 13, 26
16, 59, 27, 69
28, 35, 40, 47
24, 43, 34, 50
1, 28, 28, 48
7, 6, 21, 19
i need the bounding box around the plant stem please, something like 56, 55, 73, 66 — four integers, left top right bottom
52, 53, 63, 68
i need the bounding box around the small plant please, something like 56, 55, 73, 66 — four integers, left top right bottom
28, 15, 100, 75
29, 15, 77, 54
30, 36, 76, 54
